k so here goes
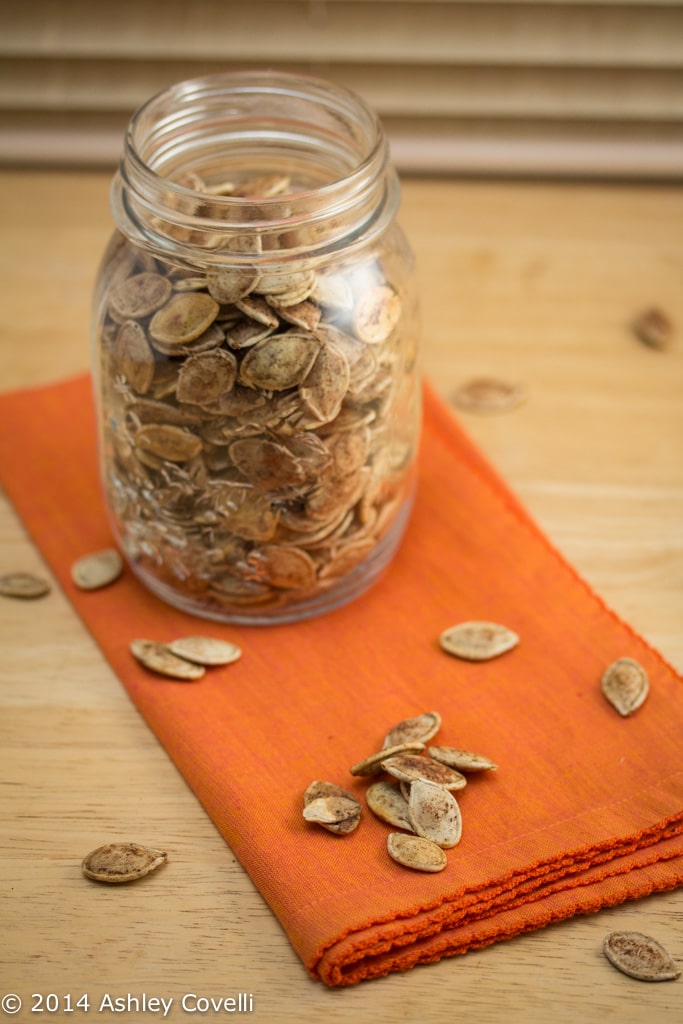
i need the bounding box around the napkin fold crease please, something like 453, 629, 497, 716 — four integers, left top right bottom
0, 374, 681, 987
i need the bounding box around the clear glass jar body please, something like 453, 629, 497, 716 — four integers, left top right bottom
91, 71, 421, 624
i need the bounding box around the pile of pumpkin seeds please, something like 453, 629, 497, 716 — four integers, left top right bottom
98, 169, 419, 619
304, 709, 498, 873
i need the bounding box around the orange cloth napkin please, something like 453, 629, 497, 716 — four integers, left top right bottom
1, 374, 682, 987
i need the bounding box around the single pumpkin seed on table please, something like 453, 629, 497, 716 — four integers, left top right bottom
451, 377, 526, 415
601, 657, 649, 716
167, 636, 242, 666
71, 548, 123, 590
82, 842, 168, 884
387, 832, 447, 873
439, 621, 519, 661
130, 639, 206, 680
603, 930, 681, 982
0, 571, 51, 599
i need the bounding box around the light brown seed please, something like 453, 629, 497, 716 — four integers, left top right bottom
71, 548, 123, 591
439, 621, 519, 661
167, 636, 242, 666
311, 272, 353, 313
81, 842, 168, 884
0, 571, 51, 599
269, 297, 321, 330
113, 320, 155, 394
130, 639, 206, 680
381, 753, 467, 791
247, 544, 317, 590
632, 307, 674, 351
235, 294, 280, 328
239, 331, 320, 391
451, 377, 527, 415
387, 832, 447, 873
176, 348, 238, 405
303, 796, 361, 835
408, 779, 462, 849
350, 741, 426, 777
303, 781, 359, 807
299, 341, 350, 423
149, 292, 220, 346
135, 424, 203, 462
603, 931, 681, 981
428, 745, 498, 772
229, 437, 306, 490
366, 781, 413, 831
601, 657, 649, 716
109, 272, 172, 320
383, 711, 442, 749
353, 284, 401, 344
207, 266, 259, 304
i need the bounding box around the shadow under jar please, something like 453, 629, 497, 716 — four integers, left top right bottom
92, 70, 421, 624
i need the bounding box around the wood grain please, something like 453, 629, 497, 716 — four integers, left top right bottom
0, 171, 681, 1023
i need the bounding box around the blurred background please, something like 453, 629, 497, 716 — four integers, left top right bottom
1, 0, 682, 179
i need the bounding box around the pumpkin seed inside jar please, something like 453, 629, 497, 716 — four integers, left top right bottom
93, 72, 422, 624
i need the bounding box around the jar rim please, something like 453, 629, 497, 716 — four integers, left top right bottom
113, 69, 399, 264
126, 69, 385, 205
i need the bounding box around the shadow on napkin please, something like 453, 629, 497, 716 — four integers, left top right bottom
0, 374, 681, 987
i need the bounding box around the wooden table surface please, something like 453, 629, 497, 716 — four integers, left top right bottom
0, 171, 681, 1024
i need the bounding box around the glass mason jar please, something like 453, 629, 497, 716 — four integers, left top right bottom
91, 70, 421, 624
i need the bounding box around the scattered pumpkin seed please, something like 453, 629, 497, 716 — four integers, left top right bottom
71, 548, 123, 591
603, 930, 681, 981
167, 636, 242, 666
387, 832, 447, 873
0, 571, 51, 599
82, 842, 168, 884
601, 657, 649, 716
439, 621, 519, 661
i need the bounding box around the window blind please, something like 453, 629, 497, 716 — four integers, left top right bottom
1, 0, 681, 178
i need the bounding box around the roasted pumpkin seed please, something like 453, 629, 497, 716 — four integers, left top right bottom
82, 842, 168, 884
601, 657, 649, 716
439, 621, 519, 661
603, 930, 681, 981
387, 832, 447, 873
71, 548, 123, 590
130, 639, 205, 680
167, 636, 242, 666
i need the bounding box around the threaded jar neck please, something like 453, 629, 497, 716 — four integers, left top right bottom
111, 70, 399, 268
